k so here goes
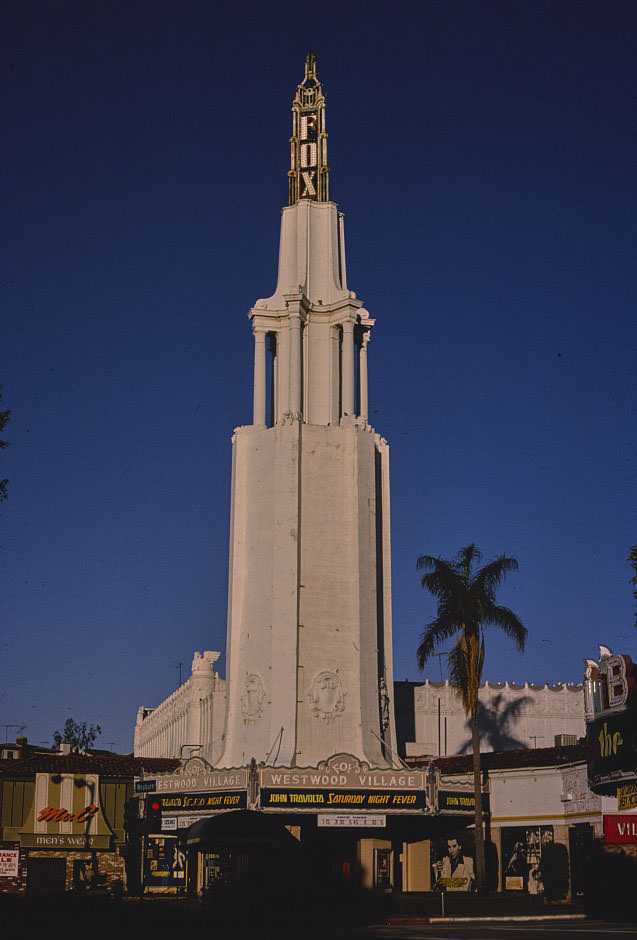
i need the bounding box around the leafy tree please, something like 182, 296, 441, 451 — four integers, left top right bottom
417, 544, 526, 892
53, 718, 102, 753
0, 385, 10, 501
629, 545, 637, 627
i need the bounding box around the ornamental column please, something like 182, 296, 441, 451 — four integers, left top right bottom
288, 312, 302, 417
342, 320, 355, 418
359, 330, 369, 423
253, 328, 267, 426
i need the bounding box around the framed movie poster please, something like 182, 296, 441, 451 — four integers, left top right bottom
501, 825, 554, 893
431, 832, 476, 892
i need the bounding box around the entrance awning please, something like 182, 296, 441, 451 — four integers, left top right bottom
186, 810, 301, 848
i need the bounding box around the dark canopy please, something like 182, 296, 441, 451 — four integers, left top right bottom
186, 810, 300, 849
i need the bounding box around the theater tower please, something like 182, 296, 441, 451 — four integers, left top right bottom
218, 54, 397, 769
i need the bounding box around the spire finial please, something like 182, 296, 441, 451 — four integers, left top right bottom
288, 54, 329, 205
304, 51, 317, 81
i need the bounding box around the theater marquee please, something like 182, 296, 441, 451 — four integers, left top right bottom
259, 754, 426, 813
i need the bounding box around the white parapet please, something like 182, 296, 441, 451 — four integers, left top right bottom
134, 651, 226, 764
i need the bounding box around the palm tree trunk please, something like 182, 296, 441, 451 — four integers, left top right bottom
471, 705, 486, 892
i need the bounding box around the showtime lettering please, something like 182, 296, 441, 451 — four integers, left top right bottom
37, 804, 98, 824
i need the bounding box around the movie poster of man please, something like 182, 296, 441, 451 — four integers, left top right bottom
431, 832, 476, 892
501, 825, 554, 893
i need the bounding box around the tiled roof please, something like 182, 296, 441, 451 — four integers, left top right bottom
0, 754, 181, 778
407, 743, 590, 773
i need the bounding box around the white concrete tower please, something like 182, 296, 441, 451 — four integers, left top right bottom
218, 54, 397, 769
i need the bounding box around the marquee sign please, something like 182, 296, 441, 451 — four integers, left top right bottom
437, 790, 489, 814
137, 757, 247, 794
260, 788, 425, 810
584, 646, 637, 793
155, 791, 247, 812
134, 758, 249, 820
259, 754, 426, 814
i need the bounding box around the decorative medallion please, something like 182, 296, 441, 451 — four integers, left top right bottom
181, 756, 211, 775
241, 673, 266, 725
308, 670, 346, 722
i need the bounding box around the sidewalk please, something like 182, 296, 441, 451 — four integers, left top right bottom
385, 890, 586, 922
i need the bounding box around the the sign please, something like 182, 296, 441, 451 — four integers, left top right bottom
161, 817, 177, 831
0, 848, 19, 877
317, 814, 386, 828
586, 707, 637, 792
585, 650, 636, 718
260, 788, 425, 810
21, 833, 112, 850
604, 814, 637, 844
437, 790, 490, 813
618, 782, 637, 811
135, 779, 157, 793
156, 791, 246, 812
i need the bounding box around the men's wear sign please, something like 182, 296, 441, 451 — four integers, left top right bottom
20, 773, 114, 851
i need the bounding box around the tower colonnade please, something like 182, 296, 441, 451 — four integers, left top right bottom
251, 301, 372, 428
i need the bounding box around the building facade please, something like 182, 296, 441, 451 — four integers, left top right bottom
0, 742, 178, 897
400, 679, 585, 759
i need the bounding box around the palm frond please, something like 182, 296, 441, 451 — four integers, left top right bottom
471, 555, 519, 598
484, 604, 527, 651
417, 613, 459, 668
456, 544, 482, 581
417, 556, 462, 597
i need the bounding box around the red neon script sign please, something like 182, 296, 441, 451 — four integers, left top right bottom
37, 804, 98, 824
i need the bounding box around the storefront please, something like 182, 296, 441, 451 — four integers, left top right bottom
0, 747, 178, 896
425, 742, 599, 899
132, 753, 437, 896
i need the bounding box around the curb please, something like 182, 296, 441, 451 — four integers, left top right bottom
385, 913, 587, 925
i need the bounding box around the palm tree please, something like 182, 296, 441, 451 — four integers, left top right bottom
417, 544, 526, 892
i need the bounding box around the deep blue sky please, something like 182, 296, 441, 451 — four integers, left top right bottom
2, 1, 635, 753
